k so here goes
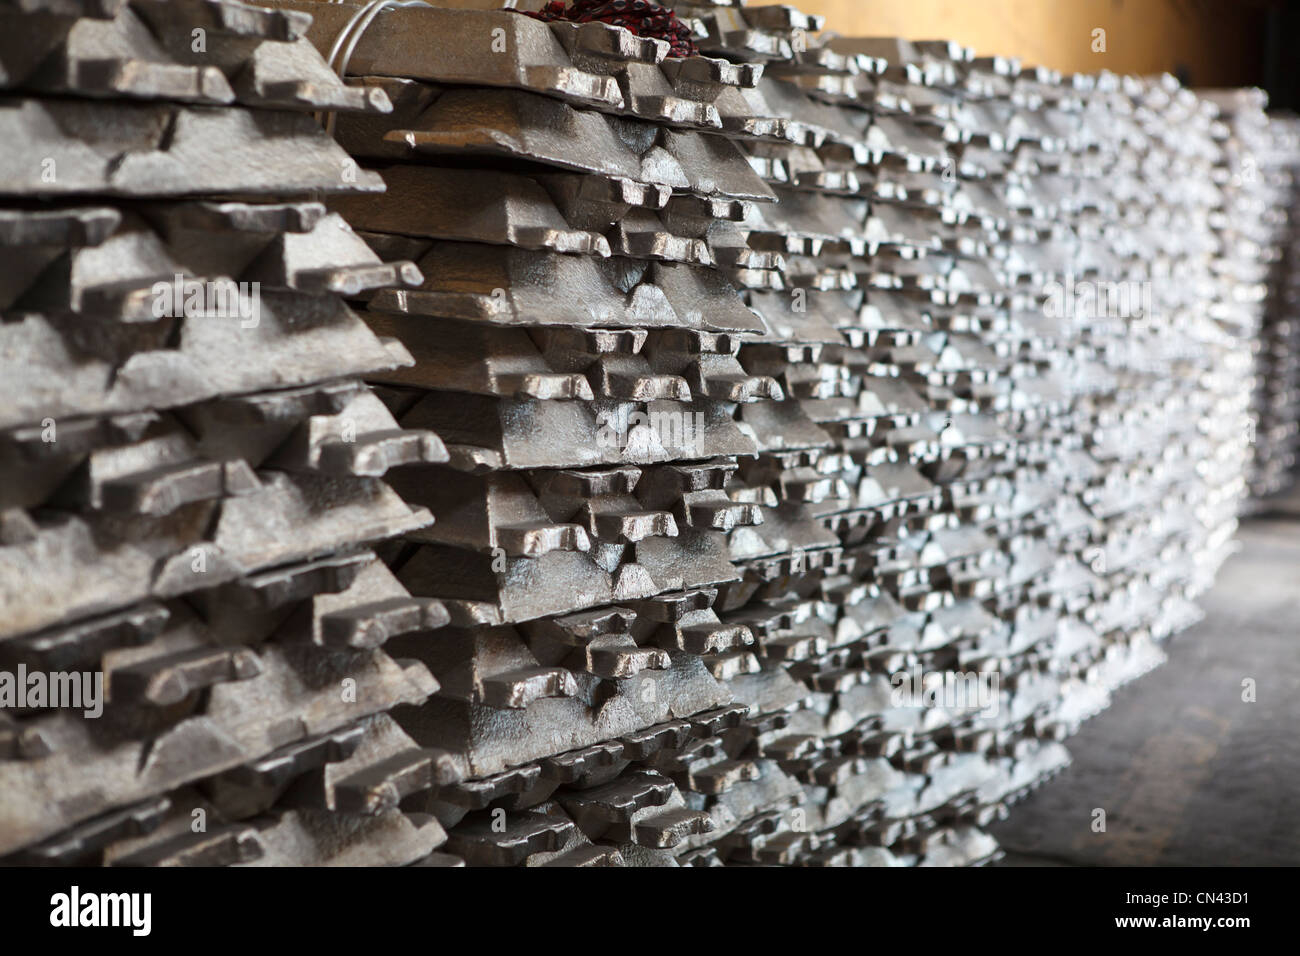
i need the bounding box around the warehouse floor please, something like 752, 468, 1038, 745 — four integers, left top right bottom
991, 489, 1300, 866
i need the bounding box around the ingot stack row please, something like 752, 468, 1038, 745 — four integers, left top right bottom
1206, 91, 1300, 508
0, 0, 460, 866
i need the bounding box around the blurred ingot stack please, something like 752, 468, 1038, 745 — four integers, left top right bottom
1251, 110, 1300, 504
1112, 76, 1252, 645
987, 71, 1239, 760
1270, 113, 1300, 501
1207, 92, 1300, 508
1249, 112, 1300, 502
0, 0, 458, 866
939, 53, 1094, 800
1179, 88, 1267, 583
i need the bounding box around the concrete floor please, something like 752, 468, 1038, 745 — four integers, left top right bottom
991, 490, 1300, 866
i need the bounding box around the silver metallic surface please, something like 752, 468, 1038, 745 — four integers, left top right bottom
0, 0, 1295, 868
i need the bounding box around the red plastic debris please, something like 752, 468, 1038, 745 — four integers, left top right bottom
519, 0, 698, 59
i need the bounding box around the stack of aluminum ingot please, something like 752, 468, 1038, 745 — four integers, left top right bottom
1253, 112, 1300, 503
1205, 92, 1300, 507
1251, 112, 1300, 501
263, 0, 846, 867
0, 0, 462, 866
293, 0, 1270, 866
1, 0, 1292, 868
